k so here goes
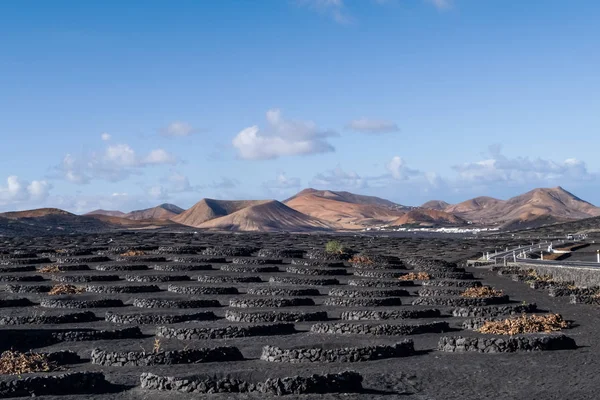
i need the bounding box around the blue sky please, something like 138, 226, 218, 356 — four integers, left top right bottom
1, 0, 599, 213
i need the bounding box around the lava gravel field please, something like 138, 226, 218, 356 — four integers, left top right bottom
0, 231, 598, 400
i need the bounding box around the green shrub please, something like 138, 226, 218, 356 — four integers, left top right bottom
325, 240, 345, 254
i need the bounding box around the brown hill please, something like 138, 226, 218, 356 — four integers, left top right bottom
391, 209, 467, 227
87, 214, 181, 228
286, 188, 406, 209
0, 208, 74, 219
125, 203, 184, 221
284, 189, 408, 229
195, 200, 333, 232
85, 209, 126, 217
444, 196, 503, 219
171, 199, 267, 227
421, 200, 451, 211
443, 187, 600, 227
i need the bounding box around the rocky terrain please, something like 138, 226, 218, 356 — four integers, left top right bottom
0, 232, 598, 399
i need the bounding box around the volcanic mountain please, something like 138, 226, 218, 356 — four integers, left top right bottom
421, 200, 451, 211
284, 188, 409, 229
390, 209, 467, 227
175, 200, 334, 232
85, 209, 126, 217
440, 187, 600, 228
0, 208, 113, 235
171, 199, 267, 227
124, 203, 184, 221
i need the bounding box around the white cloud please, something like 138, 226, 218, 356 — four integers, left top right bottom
311, 166, 367, 189
101, 133, 111, 141
162, 122, 196, 137
143, 149, 177, 165
166, 172, 193, 192
57, 143, 178, 184
451, 146, 596, 187
347, 118, 399, 134
233, 109, 337, 160
386, 156, 421, 180
0, 176, 51, 207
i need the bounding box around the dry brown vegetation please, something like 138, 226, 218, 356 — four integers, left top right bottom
461, 286, 504, 298
540, 252, 565, 261
349, 255, 374, 265
478, 314, 569, 335
0, 351, 58, 375
525, 269, 555, 283
48, 284, 86, 295
399, 272, 431, 281
120, 250, 147, 257
38, 265, 61, 273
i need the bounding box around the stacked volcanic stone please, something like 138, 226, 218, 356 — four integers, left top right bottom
452, 303, 537, 318
91, 346, 243, 366
257, 249, 305, 258
247, 287, 321, 297
225, 310, 328, 323
0, 275, 45, 282
305, 249, 354, 262
0, 311, 97, 325
86, 285, 161, 293
286, 266, 347, 276
133, 298, 221, 308
348, 279, 414, 288
220, 265, 280, 273
269, 277, 339, 286
289, 259, 345, 268
329, 288, 409, 298
310, 321, 448, 335
51, 275, 120, 283
105, 311, 216, 324
548, 286, 600, 298
229, 297, 315, 308
341, 309, 441, 320
156, 323, 296, 340
324, 297, 402, 307
261, 340, 414, 363
40, 299, 124, 309
570, 295, 600, 305
422, 280, 482, 288
125, 275, 190, 282
50, 327, 143, 342
202, 246, 256, 257
231, 258, 282, 265
412, 296, 509, 307
140, 371, 363, 395
348, 253, 404, 269
438, 334, 577, 353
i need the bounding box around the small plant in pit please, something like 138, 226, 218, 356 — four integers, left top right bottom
49, 284, 86, 295
120, 250, 146, 257
349, 254, 374, 265
325, 240, 346, 255
38, 265, 61, 273
460, 286, 503, 298
477, 313, 569, 335
153, 338, 162, 353
399, 272, 431, 281
525, 269, 555, 283
0, 350, 58, 375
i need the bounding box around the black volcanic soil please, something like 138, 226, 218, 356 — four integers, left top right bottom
0, 232, 598, 400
